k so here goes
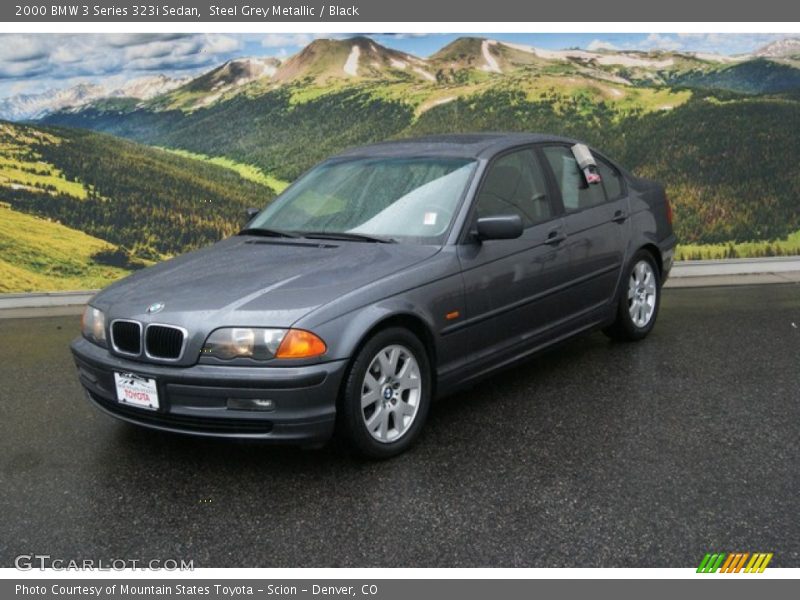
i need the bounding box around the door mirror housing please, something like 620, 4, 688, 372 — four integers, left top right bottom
245, 207, 260, 222
475, 214, 524, 241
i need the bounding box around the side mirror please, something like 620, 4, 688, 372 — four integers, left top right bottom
475, 214, 524, 241
245, 207, 260, 222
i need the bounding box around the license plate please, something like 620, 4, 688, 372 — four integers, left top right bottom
114, 372, 159, 411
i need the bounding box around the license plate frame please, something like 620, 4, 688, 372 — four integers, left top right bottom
113, 371, 159, 411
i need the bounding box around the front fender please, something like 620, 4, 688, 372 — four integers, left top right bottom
303, 300, 440, 363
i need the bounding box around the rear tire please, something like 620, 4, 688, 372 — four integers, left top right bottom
603, 250, 661, 342
337, 327, 431, 459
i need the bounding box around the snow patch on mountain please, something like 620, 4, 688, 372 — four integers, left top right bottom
344, 45, 360, 76
500, 42, 536, 54
115, 74, 189, 99
481, 40, 502, 73
0, 84, 105, 121
0, 75, 187, 121
691, 52, 742, 64
501, 42, 677, 68
596, 55, 674, 68
755, 38, 800, 58
413, 67, 436, 82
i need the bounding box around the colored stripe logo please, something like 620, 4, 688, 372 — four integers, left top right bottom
697, 552, 773, 573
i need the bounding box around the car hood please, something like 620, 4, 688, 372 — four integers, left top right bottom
95, 236, 441, 328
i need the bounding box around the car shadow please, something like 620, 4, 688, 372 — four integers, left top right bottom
109, 328, 616, 470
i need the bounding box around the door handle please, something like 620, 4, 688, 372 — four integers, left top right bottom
544, 230, 567, 245
612, 210, 628, 224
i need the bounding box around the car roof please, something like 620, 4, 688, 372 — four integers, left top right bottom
335, 133, 580, 160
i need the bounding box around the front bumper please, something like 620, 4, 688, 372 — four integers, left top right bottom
71, 337, 347, 443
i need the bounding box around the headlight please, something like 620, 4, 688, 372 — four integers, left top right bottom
81, 305, 107, 347
201, 328, 326, 361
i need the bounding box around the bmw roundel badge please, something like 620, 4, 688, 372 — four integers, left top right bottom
146, 302, 165, 314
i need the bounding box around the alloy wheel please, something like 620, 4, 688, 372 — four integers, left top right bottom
627, 260, 657, 328
360, 344, 422, 443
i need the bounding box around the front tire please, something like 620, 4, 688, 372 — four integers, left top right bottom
603, 250, 661, 341
337, 327, 432, 459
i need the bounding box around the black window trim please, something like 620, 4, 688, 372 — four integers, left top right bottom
457, 143, 562, 243
538, 142, 627, 216
594, 153, 626, 202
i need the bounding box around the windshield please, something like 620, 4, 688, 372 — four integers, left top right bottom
248, 156, 477, 243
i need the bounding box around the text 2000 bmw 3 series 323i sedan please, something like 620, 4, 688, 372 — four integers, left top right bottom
71, 133, 676, 458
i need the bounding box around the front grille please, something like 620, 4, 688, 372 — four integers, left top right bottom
111, 320, 141, 355
145, 325, 185, 360
89, 391, 274, 434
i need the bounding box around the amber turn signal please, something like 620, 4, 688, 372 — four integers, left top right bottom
275, 329, 327, 359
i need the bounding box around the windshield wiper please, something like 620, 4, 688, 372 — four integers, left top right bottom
238, 227, 300, 239
300, 231, 397, 244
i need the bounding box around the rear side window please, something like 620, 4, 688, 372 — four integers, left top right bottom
597, 158, 623, 200
542, 146, 606, 211
475, 148, 553, 227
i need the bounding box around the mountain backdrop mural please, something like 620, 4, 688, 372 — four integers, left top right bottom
2, 34, 800, 292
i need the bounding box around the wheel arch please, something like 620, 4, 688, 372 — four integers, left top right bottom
350, 312, 438, 379
329, 308, 439, 403
638, 243, 663, 280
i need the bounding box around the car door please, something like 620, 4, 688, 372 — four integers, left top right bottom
454, 147, 571, 372
540, 145, 628, 317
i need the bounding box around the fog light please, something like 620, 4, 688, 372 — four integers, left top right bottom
227, 397, 275, 411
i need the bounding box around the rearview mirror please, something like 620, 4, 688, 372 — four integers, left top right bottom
245, 207, 260, 222
475, 214, 524, 241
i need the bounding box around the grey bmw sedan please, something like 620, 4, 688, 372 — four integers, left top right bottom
71, 133, 676, 458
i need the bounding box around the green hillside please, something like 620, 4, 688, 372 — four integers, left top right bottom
0, 120, 276, 266
407, 89, 800, 244
40, 79, 800, 247
671, 58, 800, 94
0, 202, 132, 292
46, 87, 415, 182
0, 119, 281, 291
158, 148, 291, 193
26, 35, 800, 263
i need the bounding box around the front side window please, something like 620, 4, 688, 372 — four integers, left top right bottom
542, 146, 607, 212
250, 157, 477, 243
474, 148, 553, 227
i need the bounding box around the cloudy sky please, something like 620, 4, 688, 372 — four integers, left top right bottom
0, 32, 794, 98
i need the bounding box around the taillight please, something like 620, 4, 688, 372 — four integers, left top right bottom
664, 193, 673, 226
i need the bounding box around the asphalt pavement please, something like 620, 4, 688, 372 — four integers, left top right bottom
0, 284, 798, 568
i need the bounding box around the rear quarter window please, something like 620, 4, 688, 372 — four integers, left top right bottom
541, 146, 606, 211
597, 158, 624, 200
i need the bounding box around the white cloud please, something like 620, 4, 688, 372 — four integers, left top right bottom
0, 36, 50, 62
105, 33, 191, 48
674, 33, 791, 55
0, 60, 49, 79
377, 33, 432, 40
261, 33, 335, 48
587, 40, 618, 52
644, 33, 683, 51
0, 33, 245, 93
202, 34, 242, 54
50, 45, 83, 65
2, 32, 798, 101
